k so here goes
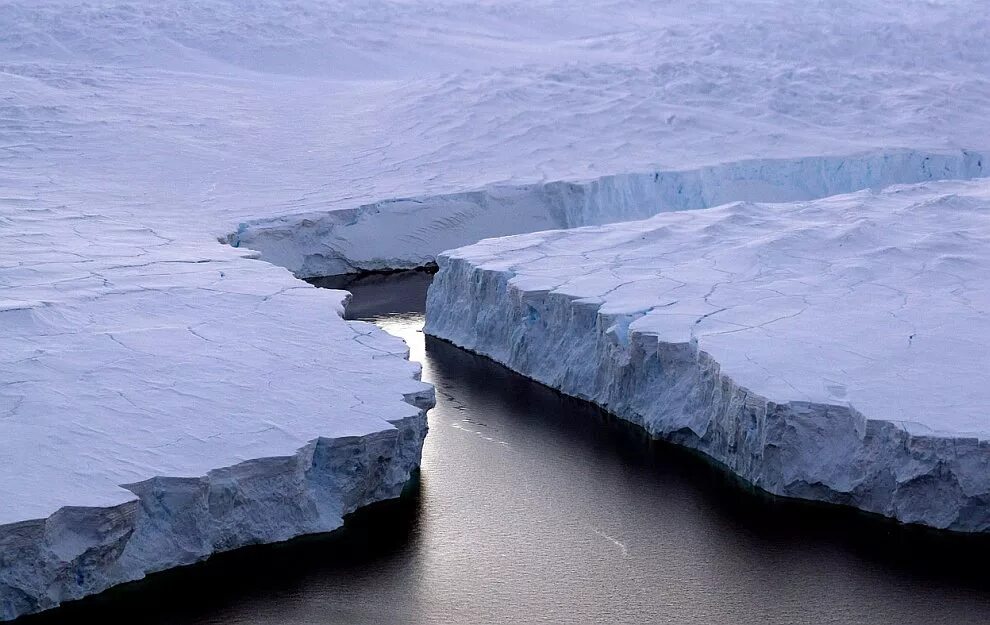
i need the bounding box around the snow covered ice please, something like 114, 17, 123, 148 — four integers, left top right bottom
2, 2, 988, 274
234, 151, 988, 277
426, 179, 990, 531
0, 205, 432, 619
2, 0, 990, 619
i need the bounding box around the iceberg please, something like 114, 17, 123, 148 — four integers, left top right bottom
425, 179, 990, 531
0, 209, 432, 620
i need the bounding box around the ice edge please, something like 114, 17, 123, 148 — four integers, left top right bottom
423, 240, 990, 533
231, 149, 988, 278
0, 350, 433, 622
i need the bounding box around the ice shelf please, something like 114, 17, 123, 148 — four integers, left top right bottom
0, 208, 433, 620
426, 179, 990, 531
233, 151, 988, 277
3, 0, 990, 617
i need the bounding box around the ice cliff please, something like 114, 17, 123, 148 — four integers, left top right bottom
425, 179, 990, 531
232, 150, 987, 277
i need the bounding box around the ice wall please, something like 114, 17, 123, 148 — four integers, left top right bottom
0, 412, 427, 621
231, 150, 987, 277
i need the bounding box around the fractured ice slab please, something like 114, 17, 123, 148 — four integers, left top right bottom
426, 179, 990, 531
0, 208, 433, 620
234, 150, 987, 277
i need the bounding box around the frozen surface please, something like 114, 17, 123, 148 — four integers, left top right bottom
426, 179, 990, 530
0, 202, 432, 619
234, 151, 987, 276
0, 2, 987, 273
0, 209, 432, 526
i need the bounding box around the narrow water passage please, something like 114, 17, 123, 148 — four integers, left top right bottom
29, 271, 990, 625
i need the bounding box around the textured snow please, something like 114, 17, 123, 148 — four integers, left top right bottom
0, 201, 433, 619
425, 179, 990, 530
203, 0, 990, 273
0, 208, 432, 526
0, 2, 988, 264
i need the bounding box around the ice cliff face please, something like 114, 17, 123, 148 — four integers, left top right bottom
0, 413, 427, 621
232, 150, 987, 277
425, 179, 990, 532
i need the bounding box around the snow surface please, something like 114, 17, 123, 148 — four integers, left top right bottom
2, 0, 990, 616
426, 179, 990, 531
0, 1, 988, 265
0, 201, 433, 619
0, 208, 432, 526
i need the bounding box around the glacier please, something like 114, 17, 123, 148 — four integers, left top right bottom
3, 0, 990, 618
425, 179, 990, 531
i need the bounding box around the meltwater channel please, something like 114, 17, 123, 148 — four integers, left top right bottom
27, 270, 990, 625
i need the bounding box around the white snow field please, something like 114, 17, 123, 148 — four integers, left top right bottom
425, 179, 990, 531
0, 2, 988, 274
1, 0, 990, 618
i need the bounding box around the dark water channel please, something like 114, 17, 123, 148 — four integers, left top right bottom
29, 270, 990, 625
